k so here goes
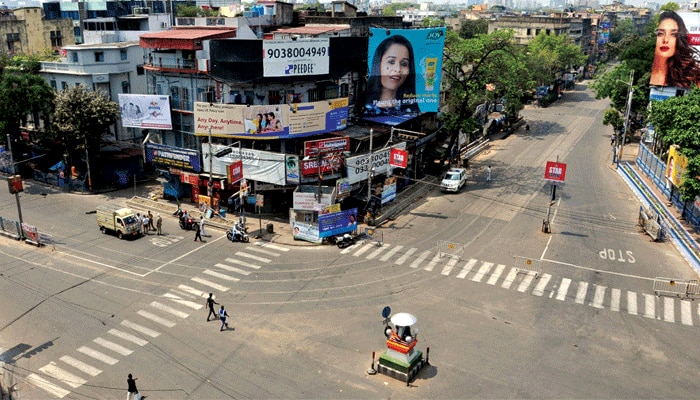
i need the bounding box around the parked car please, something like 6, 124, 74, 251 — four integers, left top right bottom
441, 168, 467, 193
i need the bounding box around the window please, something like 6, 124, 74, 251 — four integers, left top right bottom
50, 80, 57, 90
527, 28, 531, 36
307, 88, 320, 102
50, 30, 62, 47
120, 49, 127, 60
546, 29, 551, 35
244, 90, 254, 105
136, 65, 144, 75
61, 82, 68, 90
72, 52, 78, 62
121, 81, 130, 93
94, 52, 104, 62
268, 90, 282, 104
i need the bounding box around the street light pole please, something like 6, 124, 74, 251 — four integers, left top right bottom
207, 126, 213, 197
617, 70, 634, 168
6, 134, 24, 232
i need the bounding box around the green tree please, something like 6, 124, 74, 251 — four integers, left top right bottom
458, 19, 488, 39
660, 2, 680, 11
442, 29, 533, 145
648, 88, 700, 201
175, 4, 215, 17
50, 85, 120, 187
602, 107, 624, 133
526, 32, 587, 86
382, 2, 416, 16
0, 72, 54, 156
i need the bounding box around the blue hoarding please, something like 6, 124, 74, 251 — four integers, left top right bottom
318, 208, 358, 238
145, 142, 201, 172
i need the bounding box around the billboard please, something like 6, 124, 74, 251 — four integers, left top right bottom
202, 143, 287, 186
194, 98, 349, 139
145, 142, 200, 172
263, 38, 330, 77
649, 11, 700, 90
666, 145, 688, 187
362, 27, 446, 125
118, 94, 172, 129
318, 208, 358, 238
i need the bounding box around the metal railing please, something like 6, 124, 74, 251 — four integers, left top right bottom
513, 256, 542, 278
652, 277, 700, 299
437, 240, 464, 260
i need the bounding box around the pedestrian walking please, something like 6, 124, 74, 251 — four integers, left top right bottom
219, 305, 229, 331
206, 293, 219, 321
142, 215, 149, 234
147, 211, 155, 231
126, 373, 138, 400
486, 165, 492, 182
200, 217, 206, 237
525, 124, 530, 134
156, 213, 162, 235
611, 133, 616, 146
136, 213, 142, 235
194, 220, 202, 242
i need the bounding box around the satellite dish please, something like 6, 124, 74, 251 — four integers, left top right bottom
390, 312, 417, 327
381, 306, 391, 319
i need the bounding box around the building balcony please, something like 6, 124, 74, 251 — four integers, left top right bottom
143, 57, 209, 74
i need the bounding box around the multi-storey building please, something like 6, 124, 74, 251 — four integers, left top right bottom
0, 6, 74, 55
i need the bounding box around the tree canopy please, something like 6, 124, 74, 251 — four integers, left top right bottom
648, 88, 700, 201
526, 32, 586, 86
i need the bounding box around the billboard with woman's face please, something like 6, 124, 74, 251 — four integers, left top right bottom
650, 11, 700, 90
362, 27, 446, 126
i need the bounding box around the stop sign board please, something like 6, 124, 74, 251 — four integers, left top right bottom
544, 161, 567, 182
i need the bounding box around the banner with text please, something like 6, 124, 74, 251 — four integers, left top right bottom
345, 142, 407, 184
318, 208, 358, 238
194, 98, 348, 139
263, 38, 330, 77
119, 94, 172, 129
145, 142, 200, 172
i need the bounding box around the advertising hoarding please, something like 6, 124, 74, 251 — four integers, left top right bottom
304, 137, 350, 156
194, 98, 348, 139
362, 27, 446, 125
345, 142, 406, 184
649, 11, 700, 90
202, 144, 287, 186
146, 142, 200, 172
318, 208, 358, 238
118, 94, 172, 129
263, 38, 330, 77
666, 145, 688, 187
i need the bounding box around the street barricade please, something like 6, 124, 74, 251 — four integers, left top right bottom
653, 277, 700, 299
638, 206, 665, 242
437, 240, 464, 260
365, 227, 383, 247
513, 256, 542, 278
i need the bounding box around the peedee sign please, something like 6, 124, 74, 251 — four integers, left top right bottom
390, 148, 408, 168
304, 137, 350, 157
544, 161, 567, 182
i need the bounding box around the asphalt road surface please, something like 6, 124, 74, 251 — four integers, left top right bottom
1, 82, 699, 399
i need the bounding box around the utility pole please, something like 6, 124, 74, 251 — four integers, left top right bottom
617, 70, 634, 168
84, 136, 92, 191
6, 134, 24, 232
207, 126, 213, 197
367, 129, 373, 201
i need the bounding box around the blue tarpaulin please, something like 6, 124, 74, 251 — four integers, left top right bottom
48, 160, 65, 171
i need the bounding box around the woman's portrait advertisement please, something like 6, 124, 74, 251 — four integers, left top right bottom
362, 27, 446, 126
650, 11, 700, 89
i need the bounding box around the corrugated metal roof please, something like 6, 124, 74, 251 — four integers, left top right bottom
272, 24, 350, 35
140, 27, 236, 40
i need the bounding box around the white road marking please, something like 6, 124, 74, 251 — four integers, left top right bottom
254, 242, 289, 251
225, 257, 261, 270
121, 320, 160, 338
215, 263, 252, 275
39, 362, 87, 388
339, 242, 360, 254
93, 337, 132, 356
395, 247, 417, 265
440, 257, 459, 276
25, 373, 70, 398
352, 244, 375, 257
244, 246, 281, 257
472, 262, 494, 283
107, 329, 148, 347
517, 272, 534, 292
556, 278, 571, 301
500, 267, 518, 289
163, 294, 203, 310
235, 252, 272, 263
424, 253, 443, 272
643, 294, 655, 319
610, 288, 621, 312
59, 355, 101, 377
409, 251, 431, 269
76, 346, 118, 365
664, 297, 675, 323
591, 285, 606, 309
380, 245, 404, 262
177, 284, 208, 298
203, 269, 241, 282
575, 282, 588, 304
137, 310, 176, 327
150, 301, 190, 318
457, 259, 478, 279
486, 264, 506, 285
366, 244, 388, 260
532, 274, 551, 297
681, 300, 693, 326
190, 277, 230, 292
627, 292, 638, 315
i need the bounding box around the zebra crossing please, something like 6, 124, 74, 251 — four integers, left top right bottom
24, 241, 287, 398
341, 242, 700, 327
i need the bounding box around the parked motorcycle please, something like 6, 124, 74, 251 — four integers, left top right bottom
226, 223, 249, 243
179, 214, 196, 230
334, 233, 356, 249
